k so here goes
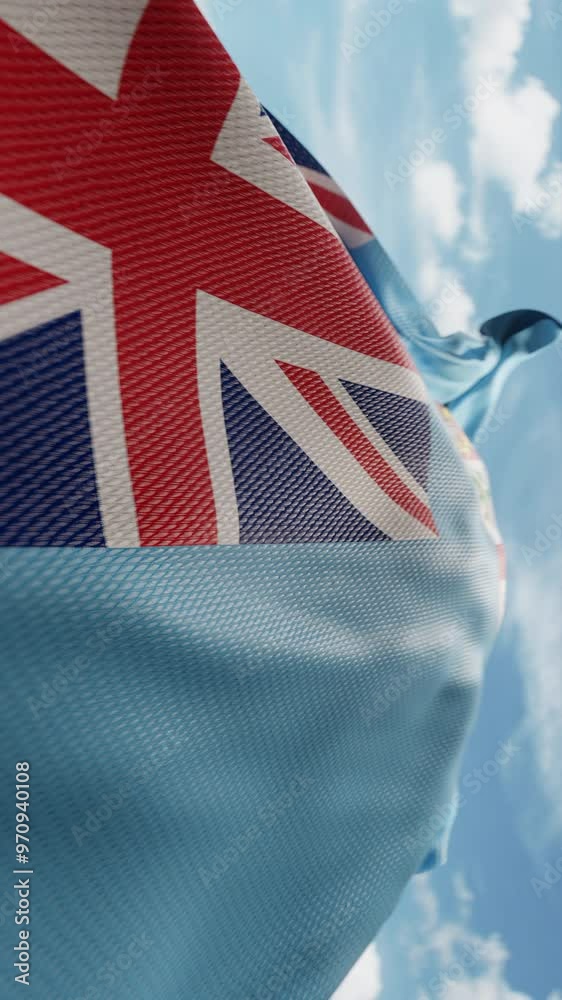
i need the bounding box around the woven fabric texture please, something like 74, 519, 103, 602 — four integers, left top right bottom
0, 2, 501, 997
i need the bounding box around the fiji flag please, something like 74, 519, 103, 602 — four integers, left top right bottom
0, 3, 502, 1000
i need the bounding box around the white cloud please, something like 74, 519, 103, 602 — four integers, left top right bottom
533, 163, 562, 240
442, 978, 531, 999
405, 873, 532, 1000
291, 0, 359, 164
412, 161, 465, 245
331, 944, 382, 1000
508, 557, 562, 846
410, 160, 477, 336
450, 0, 532, 90
450, 0, 561, 251
452, 872, 475, 920
469, 76, 559, 212
417, 253, 477, 335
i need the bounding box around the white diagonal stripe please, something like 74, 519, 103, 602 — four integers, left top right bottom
0, 195, 140, 547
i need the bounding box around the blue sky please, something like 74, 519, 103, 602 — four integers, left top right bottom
198, 2, 562, 997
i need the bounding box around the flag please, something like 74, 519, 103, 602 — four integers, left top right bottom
0, 4, 502, 999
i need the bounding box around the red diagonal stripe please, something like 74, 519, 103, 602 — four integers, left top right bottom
307, 182, 372, 235
0, 252, 66, 306
278, 361, 437, 533
263, 135, 292, 160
